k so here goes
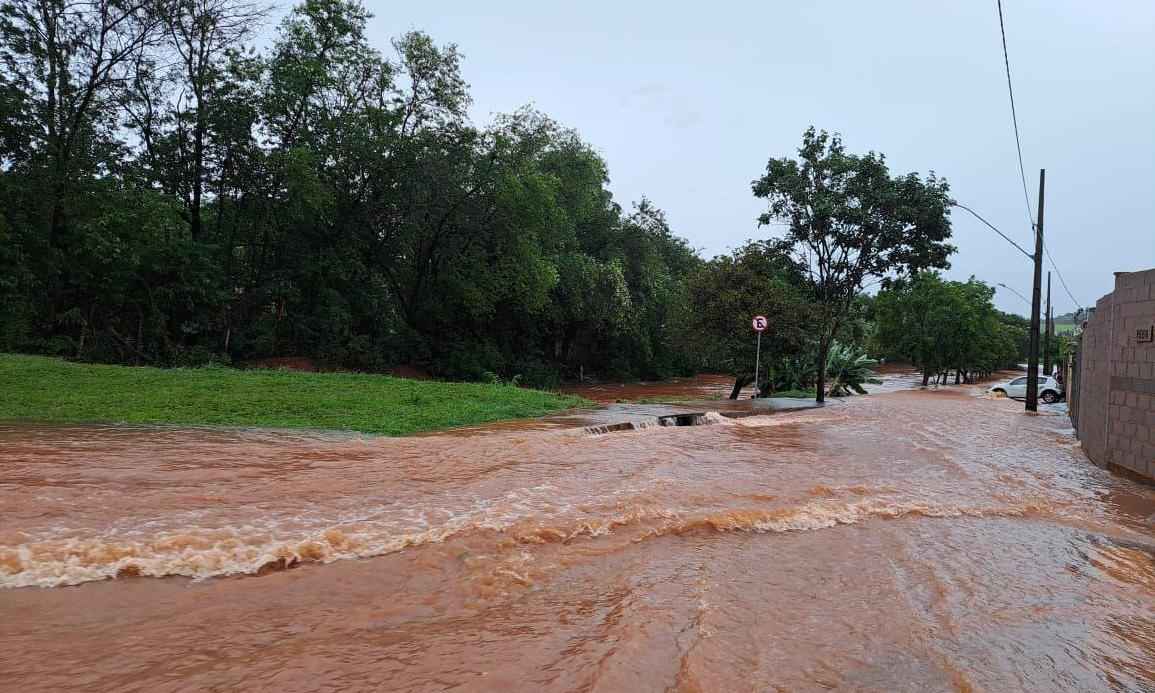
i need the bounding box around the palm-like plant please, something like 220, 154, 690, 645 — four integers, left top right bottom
825, 341, 882, 396
769, 355, 817, 393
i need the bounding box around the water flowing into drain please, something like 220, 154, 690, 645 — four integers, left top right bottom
583, 411, 715, 435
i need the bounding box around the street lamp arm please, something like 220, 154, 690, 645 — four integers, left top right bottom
997, 282, 1031, 306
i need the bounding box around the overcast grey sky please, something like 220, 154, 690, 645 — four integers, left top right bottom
320, 1, 1153, 316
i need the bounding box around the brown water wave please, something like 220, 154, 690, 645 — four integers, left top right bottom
1, 491, 1068, 589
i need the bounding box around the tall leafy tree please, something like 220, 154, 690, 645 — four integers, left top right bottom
0, 0, 164, 330
752, 127, 954, 402
151, 0, 265, 238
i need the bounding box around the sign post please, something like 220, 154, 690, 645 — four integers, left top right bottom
752, 315, 767, 398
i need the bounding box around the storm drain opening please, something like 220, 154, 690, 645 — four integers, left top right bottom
584, 412, 712, 435
583, 422, 639, 435
657, 413, 707, 427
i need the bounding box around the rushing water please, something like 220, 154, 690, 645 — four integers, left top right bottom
2, 385, 1154, 691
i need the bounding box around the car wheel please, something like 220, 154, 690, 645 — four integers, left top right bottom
1041, 391, 1058, 404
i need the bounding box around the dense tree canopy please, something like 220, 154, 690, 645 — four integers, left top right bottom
0, 0, 700, 385
874, 274, 1025, 384
681, 241, 812, 398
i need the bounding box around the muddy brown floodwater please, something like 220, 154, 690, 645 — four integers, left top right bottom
2, 384, 1155, 692
560, 373, 736, 402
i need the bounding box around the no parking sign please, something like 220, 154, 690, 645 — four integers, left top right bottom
751, 315, 768, 397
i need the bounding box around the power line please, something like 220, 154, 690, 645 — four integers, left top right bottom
953, 201, 1084, 312
996, 1, 1084, 312
996, 0, 1035, 229
1043, 244, 1084, 310
950, 201, 1034, 261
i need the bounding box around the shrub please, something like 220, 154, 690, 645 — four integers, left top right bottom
825, 341, 881, 396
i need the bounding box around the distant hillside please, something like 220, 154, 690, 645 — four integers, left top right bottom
1053, 311, 1078, 334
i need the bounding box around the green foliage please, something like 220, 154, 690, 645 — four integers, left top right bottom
769, 354, 818, 393
875, 274, 1023, 383
0, 1, 700, 383
4, 6, 971, 396
824, 341, 881, 396
681, 241, 812, 396
772, 388, 817, 399
752, 127, 954, 401
1054, 333, 1077, 363
0, 353, 585, 435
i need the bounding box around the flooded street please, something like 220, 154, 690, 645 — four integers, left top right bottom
2, 384, 1155, 691
560, 373, 736, 402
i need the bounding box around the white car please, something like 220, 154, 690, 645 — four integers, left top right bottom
989, 375, 1064, 403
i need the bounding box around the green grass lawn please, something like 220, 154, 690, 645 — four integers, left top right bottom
0, 354, 588, 436
769, 389, 818, 399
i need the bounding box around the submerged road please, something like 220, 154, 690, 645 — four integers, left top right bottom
2, 383, 1154, 691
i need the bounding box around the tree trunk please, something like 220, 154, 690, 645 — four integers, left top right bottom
190, 106, 205, 239
922, 370, 931, 387
815, 336, 830, 403
729, 374, 753, 400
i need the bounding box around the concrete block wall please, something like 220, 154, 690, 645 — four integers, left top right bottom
1075, 268, 1155, 481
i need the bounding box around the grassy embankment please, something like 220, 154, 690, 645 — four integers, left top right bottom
0, 354, 588, 436
770, 389, 818, 399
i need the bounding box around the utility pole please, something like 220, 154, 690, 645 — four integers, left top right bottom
1026, 169, 1045, 412
1043, 271, 1052, 376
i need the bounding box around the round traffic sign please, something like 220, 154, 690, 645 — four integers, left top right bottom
752, 315, 768, 332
